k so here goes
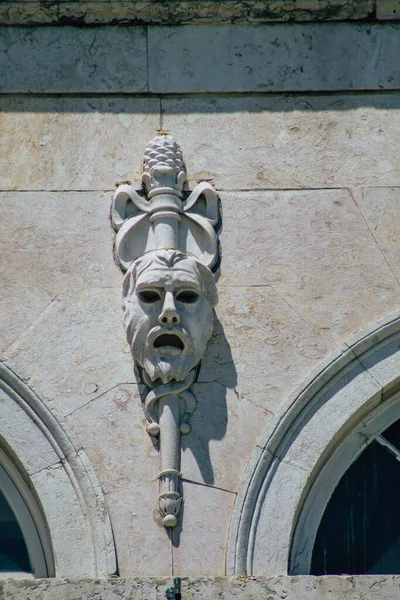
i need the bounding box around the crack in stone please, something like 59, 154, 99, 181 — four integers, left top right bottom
181, 477, 237, 495
1, 294, 59, 357
63, 382, 139, 416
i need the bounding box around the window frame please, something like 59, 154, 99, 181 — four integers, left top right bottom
0, 447, 53, 578
290, 391, 400, 575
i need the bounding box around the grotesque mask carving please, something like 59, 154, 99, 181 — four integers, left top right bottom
111, 134, 221, 528
122, 249, 217, 384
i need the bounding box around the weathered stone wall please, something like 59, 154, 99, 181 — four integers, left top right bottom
1, 0, 400, 588
2, 576, 400, 600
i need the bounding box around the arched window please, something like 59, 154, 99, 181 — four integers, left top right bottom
227, 315, 400, 577
312, 417, 400, 575
0, 486, 31, 574
0, 448, 51, 578
0, 362, 116, 578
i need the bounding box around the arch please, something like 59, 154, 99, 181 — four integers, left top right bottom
0, 360, 116, 578
227, 312, 400, 576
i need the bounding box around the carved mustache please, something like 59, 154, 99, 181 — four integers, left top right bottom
146, 326, 194, 355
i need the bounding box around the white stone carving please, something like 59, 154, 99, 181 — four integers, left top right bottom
122, 249, 217, 385
111, 134, 221, 528
111, 135, 220, 271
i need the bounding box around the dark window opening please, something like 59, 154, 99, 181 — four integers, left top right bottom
0, 489, 31, 572
311, 419, 400, 575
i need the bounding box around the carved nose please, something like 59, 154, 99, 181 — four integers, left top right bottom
158, 292, 180, 327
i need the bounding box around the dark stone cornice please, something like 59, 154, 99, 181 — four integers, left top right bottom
0, 1, 379, 26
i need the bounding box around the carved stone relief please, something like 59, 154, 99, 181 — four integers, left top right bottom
111, 134, 221, 527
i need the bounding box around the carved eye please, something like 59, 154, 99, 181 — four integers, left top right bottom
139, 290, 161, 303
176, 291, 199, 304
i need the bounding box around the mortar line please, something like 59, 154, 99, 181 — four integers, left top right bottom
2, 88, 400, 98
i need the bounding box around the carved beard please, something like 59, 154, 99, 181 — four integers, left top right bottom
141, 352, 197, 385
128, 323, 199, 385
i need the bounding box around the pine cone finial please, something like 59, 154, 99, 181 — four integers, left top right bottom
142, 135, 187, 198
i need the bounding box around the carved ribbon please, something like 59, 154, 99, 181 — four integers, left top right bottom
111, 181, 220, 272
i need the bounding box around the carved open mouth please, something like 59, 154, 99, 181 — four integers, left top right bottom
153, 333, 184, 356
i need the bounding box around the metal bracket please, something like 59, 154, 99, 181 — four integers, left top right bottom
166, 578, 181, 600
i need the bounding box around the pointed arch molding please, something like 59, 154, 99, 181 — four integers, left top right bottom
227, 312, 400, 576
0, 361, 116, 578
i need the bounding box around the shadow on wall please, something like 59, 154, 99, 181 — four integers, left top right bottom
182, 318, 237, 485
138, 317, 236, 548
1, 22, 400, 110
3, 92, 400, 115
175, 318, 236, 547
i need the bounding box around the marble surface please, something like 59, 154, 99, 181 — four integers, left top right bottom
0, 97, 159, 191
377, 1, 400, 18
149, 23, 400, 92
0, 191, 123, 354
161, 94, 400, 190
106, 481, 172, 577
218, 189, 400, 349
0, 27, 147, 92
1, 576, 400, 599
354, 187, 400, 285
1, 23, 399, 93
0, 1, 374, 25
3, 95, 399, 192
171, 482, 236, 576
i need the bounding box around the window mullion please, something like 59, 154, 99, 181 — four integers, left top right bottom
375, 434, 400, 462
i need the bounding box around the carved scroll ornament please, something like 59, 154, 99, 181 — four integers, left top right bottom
111, 134, 221, 528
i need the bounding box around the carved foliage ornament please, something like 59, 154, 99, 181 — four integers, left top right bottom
111, 135, 221, 528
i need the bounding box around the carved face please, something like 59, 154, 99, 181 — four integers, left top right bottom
123, 250, 217, 384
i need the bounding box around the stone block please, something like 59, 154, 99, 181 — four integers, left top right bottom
376, 0, 400, 19
2, 576, 400, 599
0, 27, 147, 92
354, 333, 400, 395
355, 187, 400, 285
149, 23, 400, 93
0, 191, 124, 353
0, 98, 159, 190
171, 481, 236, 576
0, 191, 121, 292
0, 1, 375, 25
218, 189, 400, 349
0, 386, 59, 474
200, 285, 328, 416
280, 364, 382, 473
106, 482, 172, 577
66, 384, 160, 494
181, 385, 269, 492
161, 94, 400, 189
3, 288, 134, 416
0, 285, 53, 354
31, 463, 97, 578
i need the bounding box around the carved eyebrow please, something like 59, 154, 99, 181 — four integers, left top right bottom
135, 278, 201, 291
135, 281, 164, 289
173, 282, 201, 291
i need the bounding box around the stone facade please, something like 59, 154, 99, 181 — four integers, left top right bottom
1, 1, 400, 597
